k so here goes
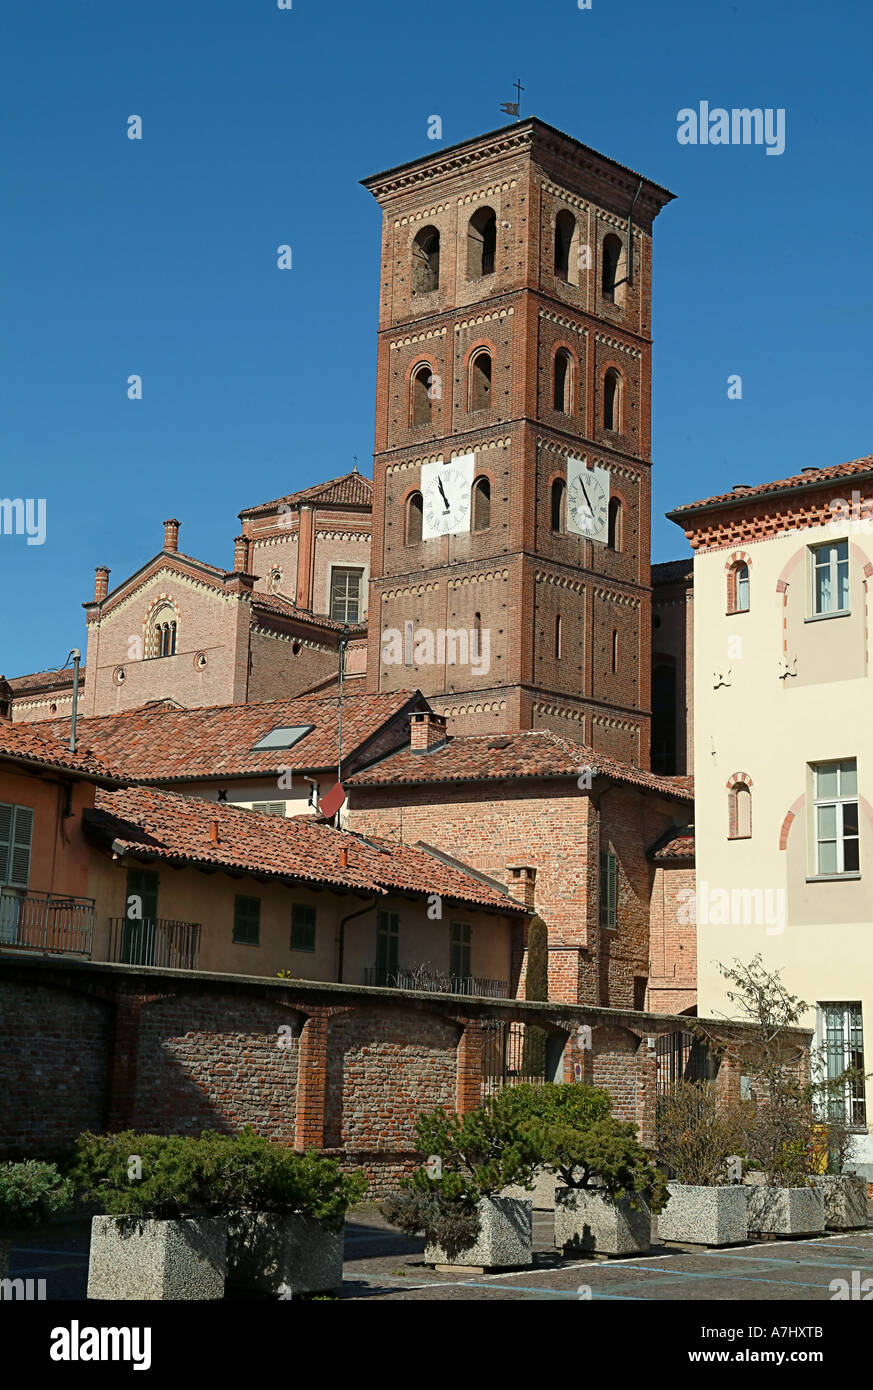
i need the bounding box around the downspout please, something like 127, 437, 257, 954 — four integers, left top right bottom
337, 898, 378, 985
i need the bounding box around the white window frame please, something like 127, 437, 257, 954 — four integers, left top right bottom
809, 538, 849, 618
328, 565, 366, 625
813, 759, 859, 877
818, 1002, 866, 1128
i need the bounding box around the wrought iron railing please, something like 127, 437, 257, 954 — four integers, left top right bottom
0, 889, 95, 956
364, 965, 508, 998
107, 918, 201, 971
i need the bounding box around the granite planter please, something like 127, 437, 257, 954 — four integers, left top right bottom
657, 1183, 749, 1246
502, 1167, 567, 1210
87, 1216, 226, 1300
747, 1185, 825, 1237
227, 1211, 343, 1296
554, 1188, 651, 1256
424, 1196, 532, 1269
813, 1175, 868, 1230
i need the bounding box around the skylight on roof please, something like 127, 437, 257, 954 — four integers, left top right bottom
250, 724, 314, 752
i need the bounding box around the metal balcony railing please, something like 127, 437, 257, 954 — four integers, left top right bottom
0, 889, 95, 956
364, 965, 508, 998
107, 918, 201, 971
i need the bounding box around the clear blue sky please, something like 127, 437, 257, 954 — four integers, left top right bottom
3, 0, 872, 677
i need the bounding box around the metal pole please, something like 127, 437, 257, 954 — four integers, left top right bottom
69, 649, 81, 753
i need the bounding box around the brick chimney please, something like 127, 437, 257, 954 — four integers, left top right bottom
94, 566, 110, 602
209, 818, 219, 843
410, 710, 447, 752
233, 534, 251, 573
506, 864, 537, 912
163, 519, 180, 552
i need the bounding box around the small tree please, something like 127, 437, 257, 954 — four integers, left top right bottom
657, 1082, 751, 1187
533, 1116, 669, 1213
522, 915, 549, 1077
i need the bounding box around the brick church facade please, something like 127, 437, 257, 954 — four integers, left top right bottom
3, 119, 696, 1012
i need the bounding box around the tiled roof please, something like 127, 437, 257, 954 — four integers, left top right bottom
347, 730, 694, 801
250, 592, 366, 634
240, 472, 373, 518
5, 669, 82, 694
0, 720, 125, 784
86, 785, 525, 912
669, 455, 873, 517
46, 690, 423, 783
652, 559, 693, 585
647, 825, 695, 862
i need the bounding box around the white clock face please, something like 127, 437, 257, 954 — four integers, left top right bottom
567, 459, 610, 542
421, 455, 474, 538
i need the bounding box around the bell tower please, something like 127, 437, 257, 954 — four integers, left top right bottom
363, 118, 674, 767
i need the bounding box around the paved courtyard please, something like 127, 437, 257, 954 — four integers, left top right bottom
8, 1204, 873, 1302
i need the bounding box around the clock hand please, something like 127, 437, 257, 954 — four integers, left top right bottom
437, 477, 450, 511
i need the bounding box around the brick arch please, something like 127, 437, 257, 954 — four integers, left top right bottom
460, 337, 498, 373
726, 771, 753, 789
324, 1005, 461, 1150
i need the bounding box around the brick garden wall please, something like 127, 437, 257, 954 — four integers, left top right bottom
0, 957, 798, 1196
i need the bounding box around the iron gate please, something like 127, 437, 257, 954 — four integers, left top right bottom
655, 1029, 718, 1094
481, 1020, 547, 1098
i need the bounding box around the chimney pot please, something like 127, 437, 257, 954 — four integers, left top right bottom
233, 534, 251, 573
339, 845, 349, 869
209, 818, 219, 843
94, 567, 110, 602
410, 710, 447, 752
163, 519, 180, 553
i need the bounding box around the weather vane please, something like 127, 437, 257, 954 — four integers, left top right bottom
500, 79, 524, 122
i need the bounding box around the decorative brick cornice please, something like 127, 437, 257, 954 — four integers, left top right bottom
394, 202, 453, 228
592, 586, 641, 609
531, 701, 585, 724
535, 569, 586, 596
439, 699, 507, 717
390, 326, 449, 350
381, 581, 440, 602
250, 624, 332, 654
456, 179, 517, 207
448, 568, 509, 591
536, 439, 641, 486
593, 331, 642, 361
591, 713, 639, 733
386, 438, 510, 475
314, 530, 371, 544
540, 180, 644, 235
455, 307, 514, 333
538, 308, 589, 337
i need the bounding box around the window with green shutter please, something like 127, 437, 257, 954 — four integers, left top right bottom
450, 921, 472, 980
599, 849, 618, 930
0, 803, 34, 888
233, 895, 261, 945
375, 910, 399, 985
291, 904, 316, 952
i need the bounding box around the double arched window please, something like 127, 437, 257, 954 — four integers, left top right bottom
467, 208, 496, 279
412, 226, 440, 294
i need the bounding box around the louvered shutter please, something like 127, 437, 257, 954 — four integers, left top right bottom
9, 806, 33, 886
0, 804, 12, 883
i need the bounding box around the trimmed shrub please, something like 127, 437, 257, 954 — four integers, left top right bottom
0, 1160, 72, 1235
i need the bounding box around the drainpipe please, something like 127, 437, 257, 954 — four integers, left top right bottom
337, 898, 378, 985
69, 649, 81, 753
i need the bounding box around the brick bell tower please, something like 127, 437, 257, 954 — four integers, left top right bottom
363, 118, 674, 767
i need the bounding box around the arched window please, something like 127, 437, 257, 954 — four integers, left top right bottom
551, 478, 566, 534
412, 226, 440, 294
603, 368, 622, 431
554, 211, 578, 283
467, 207, 497, 279
607, 496, 623, 551
405, 491, 423, 546
602, 234, 624, 303
611, 629, 619, 672
150, 603, 178, 659
727, 561, 750, 614
553, 349, 572, 414
555, 615, 563, 659
468, 349, 492, 412
472, 476, 491, 531
411, 363, 434, 427
729, 781, 753, 840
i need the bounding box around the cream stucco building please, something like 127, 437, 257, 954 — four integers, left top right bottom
670, 455, 873, 1177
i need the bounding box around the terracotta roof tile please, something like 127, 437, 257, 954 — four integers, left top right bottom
86, 785, 525, 912
348, 730, 693, 800
669, 455, 873, 517
46, 690, 423, 783
0, 721, 125, 784
250, 592, 366, 633
240, 472, 373, 518
5, 669, 82, 694
647, 825, 695, 862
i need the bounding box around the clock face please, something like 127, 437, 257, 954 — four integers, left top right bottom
421, 455, 474, 539
567, 459, 610, 542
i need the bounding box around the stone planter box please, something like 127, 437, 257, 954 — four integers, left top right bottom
424, 1196, 532, 1269
747, 1185, 825, 1237
502, 1167, 567, 1210
657, 1183, 749, 1247
554, 1188, 651, 1256
813, 1175, 869, 1230
227, 1211, 343, 1296
87, 1216, 226, 1300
